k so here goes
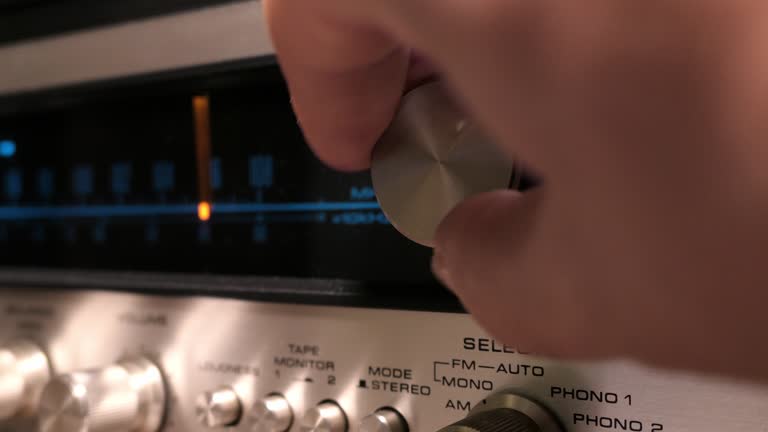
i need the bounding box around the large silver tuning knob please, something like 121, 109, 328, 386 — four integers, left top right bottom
371, 81, 520, 247
437, 390, 563, 432
0, 340, 52, 420
37, 356, 166, 432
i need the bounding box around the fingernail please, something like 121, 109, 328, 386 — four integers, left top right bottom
431, 248, 452, 288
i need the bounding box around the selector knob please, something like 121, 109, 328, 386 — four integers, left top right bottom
299, 401, 347, 432
437, 390, 563, 432
371, 81, 519, 247
360, 408, 408, 432
251, 394, 293, 432
0, 340, 52, 419
195, 386, 242, 427
37, 356, 166, 432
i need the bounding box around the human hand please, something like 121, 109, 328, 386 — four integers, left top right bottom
264, 0, 768, 381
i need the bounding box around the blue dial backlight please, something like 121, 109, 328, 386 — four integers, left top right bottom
0, 140, 16, 158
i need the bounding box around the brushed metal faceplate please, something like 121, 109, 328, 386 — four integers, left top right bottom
0, 288, 766, 432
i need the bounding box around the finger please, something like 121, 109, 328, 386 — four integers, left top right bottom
377, 0, 562, 174
264, 0, 558, 173
263, 0, 409, 171
405, 53, 438, 91
431, 189, 625, 360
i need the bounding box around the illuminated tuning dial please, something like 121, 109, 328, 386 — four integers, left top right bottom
436, 390, 563, 432
0, 340, 52, 420
37, 356, 166, 432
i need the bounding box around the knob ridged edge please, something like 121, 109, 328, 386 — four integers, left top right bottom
437, 391, 563, 432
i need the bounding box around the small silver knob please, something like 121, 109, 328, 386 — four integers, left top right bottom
0, 340, 52, 419
195, 386, 242, 427
299, 401, 347, 432
360, 409, 408, 432
38, 356, 166, 432
251, 394, 293, 432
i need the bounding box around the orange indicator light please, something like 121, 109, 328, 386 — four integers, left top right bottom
193, 95, 213, 221
198, 201, 211, 222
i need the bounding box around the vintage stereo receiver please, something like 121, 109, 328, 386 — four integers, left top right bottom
1, 2, 768, 432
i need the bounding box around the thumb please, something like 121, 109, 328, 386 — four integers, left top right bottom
432, 189, 621, 360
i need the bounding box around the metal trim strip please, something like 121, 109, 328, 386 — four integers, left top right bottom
0, 0, 274, 96
0, 268, 459, 312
